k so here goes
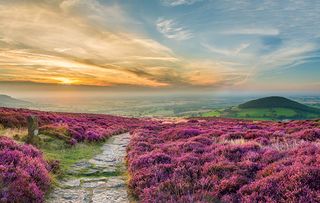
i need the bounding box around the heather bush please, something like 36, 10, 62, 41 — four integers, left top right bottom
39, 124, 71, 142
127, 118, 320, 202
291, 128, 320, 141
0, 107, 144, 143
0, 136, 51, 203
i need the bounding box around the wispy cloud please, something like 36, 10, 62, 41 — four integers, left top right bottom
156, 18, 193, 40
0, 1, 180, 87
202, 43, 250, 56
1, 0, 319, 91
0, 1, 231, 89
161, 0, 201, 6
222, 28, 279, 36
259, 43, 316, 69
181, 60, 247, 86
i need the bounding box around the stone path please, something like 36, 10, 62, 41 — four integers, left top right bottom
48, 133, 131, 203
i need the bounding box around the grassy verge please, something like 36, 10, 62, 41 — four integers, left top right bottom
38, 135, 104, 179
0, 127, 27, 139
0, 129, 105, 179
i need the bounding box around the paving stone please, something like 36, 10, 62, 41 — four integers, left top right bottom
82, 181, 107, 188
92, 187, 129, 203
61, 179, 81, 188
105, 177, 126, 188
48, 188, 89, 203
48, 133, 130, 203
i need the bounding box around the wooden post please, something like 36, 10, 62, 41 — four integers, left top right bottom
27, 115, 39, 143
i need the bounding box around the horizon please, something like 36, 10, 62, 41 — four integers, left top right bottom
1, 2, 320, 201
0, 0, 319, 95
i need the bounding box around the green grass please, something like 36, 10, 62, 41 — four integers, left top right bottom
234, 108, 297, 118
200, 107, 319, 120
38, 135, 104, 178
201, 109, 222, 117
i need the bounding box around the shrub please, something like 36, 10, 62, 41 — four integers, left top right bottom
127, 118, 320, 202
0, 107, 144, 144
0, 136, 51, 202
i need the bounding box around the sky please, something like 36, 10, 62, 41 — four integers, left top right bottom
0, 0, 319, 96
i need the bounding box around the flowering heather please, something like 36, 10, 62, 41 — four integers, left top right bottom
0, 136, 51, 203
0, 107, 143, 143
127, 118, 320, 202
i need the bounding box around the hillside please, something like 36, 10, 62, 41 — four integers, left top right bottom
1, 107, 320, 202
239, 96, 320, 114
0, 94, 32, 107
201, 96, 320, 120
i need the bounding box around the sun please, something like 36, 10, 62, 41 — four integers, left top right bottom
54, 77, 76, 85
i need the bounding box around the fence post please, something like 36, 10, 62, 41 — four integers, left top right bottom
27, 115, 39, 144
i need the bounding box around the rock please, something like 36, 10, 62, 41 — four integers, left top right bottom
82, 168, 99, 176
26, 115, 39, 144
27, 115, 39, 136
92, 187, 129, 203
61, 179, 81, 188
82, 181, 107, 189
48, 188, 89, 203
48, 133, 131, 203
105, 177, 126, 188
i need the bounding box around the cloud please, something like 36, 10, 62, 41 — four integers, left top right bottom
161, 0, 202, 6
0, 49, 171, 87
181, 60, 247, 86
156, 18, 193, 40
259, 43, 316, 69
223, 28, 279, 36
59, 0, 128, 26
237, 43, 317, 85
202, 43, 250, 56
2, 0, 318, 91
0, 1, 234, 89
0, 1, 180, 87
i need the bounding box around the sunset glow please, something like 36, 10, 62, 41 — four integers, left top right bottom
0, 0, 319, 92
0, 2, 319, 202
54, 77, 77, 85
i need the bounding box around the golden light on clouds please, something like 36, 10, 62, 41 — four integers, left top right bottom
0, 0, 240, 89
54, 77, 77, 85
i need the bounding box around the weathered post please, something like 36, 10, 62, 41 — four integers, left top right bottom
26, 115, 39, 144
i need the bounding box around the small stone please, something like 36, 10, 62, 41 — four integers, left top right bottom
105, 177, 126, 188
92, 187, 129, 203
49, 133, 130, 203
48, 189, 87, 203
61, 179, 81, 188
82, 181, 107, 188
81, 177, 108, 182
83, 168, 99, 175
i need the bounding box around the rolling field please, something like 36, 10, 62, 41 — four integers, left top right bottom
0, 107, 320, 202
201, 107, 320, 120
201, 97, 320, 120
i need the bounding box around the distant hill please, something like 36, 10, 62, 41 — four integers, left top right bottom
0, 94, 32, 107
239, 96, 320, 114
201, 96, 320, 120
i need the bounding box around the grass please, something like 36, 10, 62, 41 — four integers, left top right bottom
200, 107, 320, 120
0, 127, 121, 181
38, 135, 104, 179
201, 109, 221, 117
71, 163, 124, 179
0, 127, 27, 139
234, 107, 297, 118
0, 128, 104, 178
